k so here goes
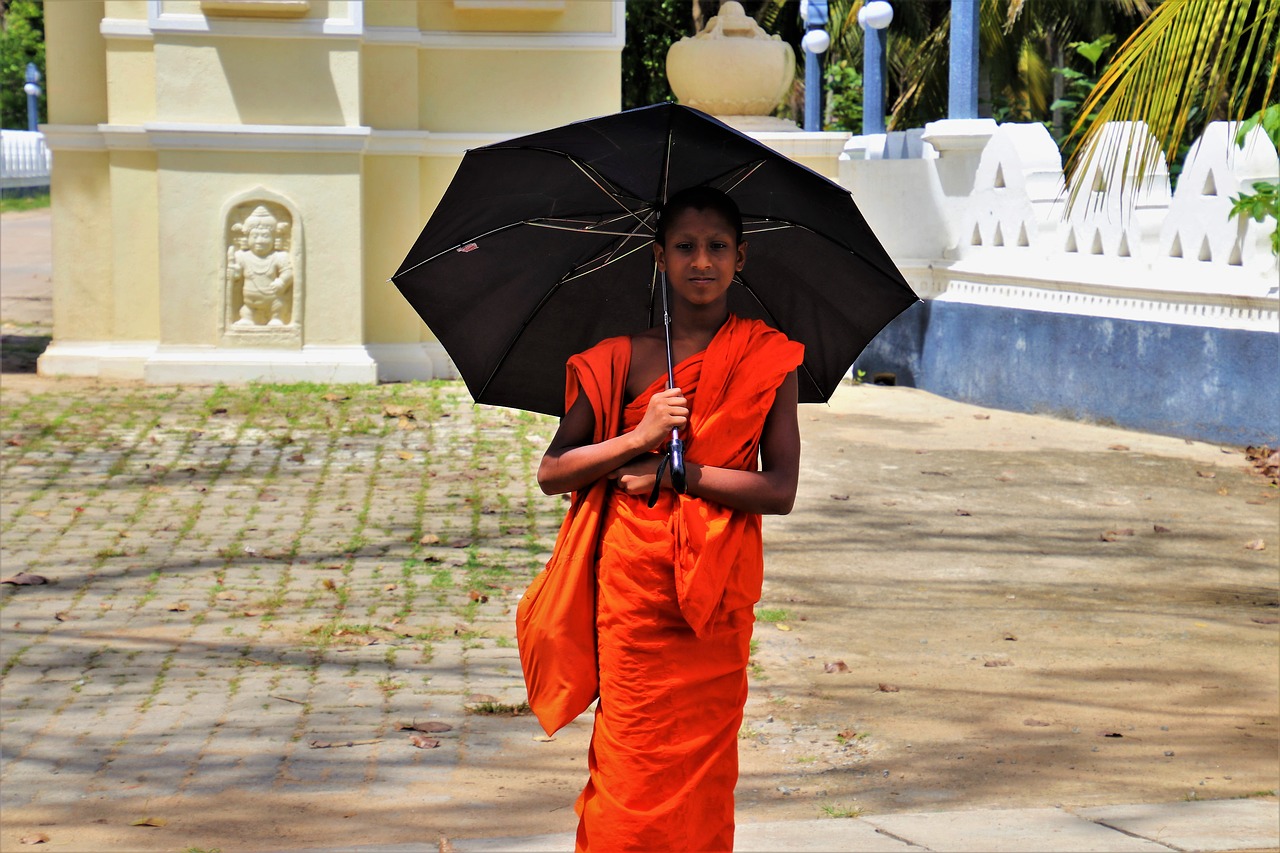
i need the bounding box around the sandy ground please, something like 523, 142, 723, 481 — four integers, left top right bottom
1, 208, 1276, 850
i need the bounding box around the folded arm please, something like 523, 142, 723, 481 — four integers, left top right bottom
537, 386, 688, 496
611, 372, 801, 515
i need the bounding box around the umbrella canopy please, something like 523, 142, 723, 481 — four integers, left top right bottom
392, 103, 919, 417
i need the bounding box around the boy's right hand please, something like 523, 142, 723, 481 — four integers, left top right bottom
634, 387, 688, 450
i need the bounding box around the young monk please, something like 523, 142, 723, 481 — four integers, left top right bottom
537, 186, 805, 852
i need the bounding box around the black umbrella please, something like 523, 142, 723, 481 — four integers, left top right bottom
392, 103, 919, 419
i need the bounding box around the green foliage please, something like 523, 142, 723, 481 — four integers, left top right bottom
823, 59, 863, 132
1229, 106, 1280, 258
0, 189, 49, 213
1236, 104, 1280, 152
0, 0, 45, 130
1047, 36, 1116, 147
622, 0, 686, 110
1230, 180, 1279, 257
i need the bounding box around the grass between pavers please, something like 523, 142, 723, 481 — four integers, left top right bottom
0, 190, 50, 214
0, 380, 564, 785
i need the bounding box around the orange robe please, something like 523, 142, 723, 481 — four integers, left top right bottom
557, 315, 804, 852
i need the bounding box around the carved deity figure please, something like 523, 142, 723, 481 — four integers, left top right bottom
229, 205, 294, 326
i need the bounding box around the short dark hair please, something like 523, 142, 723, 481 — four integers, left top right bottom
655, 186, 743, 246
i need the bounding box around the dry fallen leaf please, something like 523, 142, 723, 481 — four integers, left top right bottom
1244, 539, 1266, 551
383, 405, 414, 419
383, 583, 398, 592
533, 733, 557, 742
54, 611, 77, 622
288, 453, 305, 463
398, 451, 415, 461
1108, 444, 1130, 451
983, 658, 1013, 667
419, 534, 441, 546
168, 602, 190, 612
877, 683, 900, 693
439, 836, 457, 853
1099, 731, 1124, 738
775, 623, 792, 631
130, 816, 168, 827
1197, 470, 1216, 479
322, 578, 337, 590
322, 393, 349, 403
973, 414, 991, 420
955, 508, 972, 516
401, 721, 453, 734
836, 728, 858, 740
1023, 718, 1050, 727
830, 493, 850, 501
1, 572, 48, 586
20, 833, 50, 845
1153, 524, 1172, 534
1100, 529, 1135, 542
468, 590, 489, 603
823, 660, 849, 673
409, 735, 441, 749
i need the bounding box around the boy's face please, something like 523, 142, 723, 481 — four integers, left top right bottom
653, 207, 747, 309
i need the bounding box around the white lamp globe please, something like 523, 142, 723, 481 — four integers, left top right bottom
801, 28, 831, 54
861, 1, 894, 30
23, 82, 40, 96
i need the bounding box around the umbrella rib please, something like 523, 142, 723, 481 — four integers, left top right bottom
545, 154, 652, 233
560, 237, 656, 284
717, 160, 768, 195
392, 221, 528, 280
524, 221, 652, 238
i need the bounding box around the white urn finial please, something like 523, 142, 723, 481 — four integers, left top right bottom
666, 1, 796, 120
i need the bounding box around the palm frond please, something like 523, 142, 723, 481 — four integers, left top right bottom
1063, 0, 1279, 212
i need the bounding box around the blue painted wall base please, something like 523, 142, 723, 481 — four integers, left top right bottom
853, 301, 1279, 447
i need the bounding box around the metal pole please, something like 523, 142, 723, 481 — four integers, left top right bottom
948, 0, 979, 119
802, 0, 829, 132
805, 44, 821, 132
24, 63, 41, 132
863, 26, 887, 135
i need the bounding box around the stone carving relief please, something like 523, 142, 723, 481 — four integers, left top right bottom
225, 201, 298, 330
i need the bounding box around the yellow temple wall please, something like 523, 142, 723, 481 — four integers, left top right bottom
39, 0, 624, 383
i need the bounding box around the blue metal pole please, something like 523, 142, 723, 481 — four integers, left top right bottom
803, 0, 829, 132
24, 63, 40, 132
862, 26, 887, 135
948, 0, 979, 119
805, 42, 821, 131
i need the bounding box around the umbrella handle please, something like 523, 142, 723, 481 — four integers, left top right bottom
669, 433, 686, 494
657, 270, 688, 495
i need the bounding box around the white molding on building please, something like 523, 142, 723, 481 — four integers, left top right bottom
100, 0, 624, 49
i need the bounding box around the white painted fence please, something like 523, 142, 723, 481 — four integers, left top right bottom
840, 120, 1279, 333
1, 130, 52, 190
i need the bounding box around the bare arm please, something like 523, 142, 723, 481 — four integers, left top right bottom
611, 372, 801, 515
537, 386, 689, 495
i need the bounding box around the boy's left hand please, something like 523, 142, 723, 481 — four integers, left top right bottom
609, 456, 666, 496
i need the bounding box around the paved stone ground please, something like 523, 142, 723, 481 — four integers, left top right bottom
0, 379, 568, 846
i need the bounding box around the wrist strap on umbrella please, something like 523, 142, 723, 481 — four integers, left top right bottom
647, 451, 669, 508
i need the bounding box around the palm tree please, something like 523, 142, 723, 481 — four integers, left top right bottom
1062, 0, 1279, 207
884, 0, 1150, 132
